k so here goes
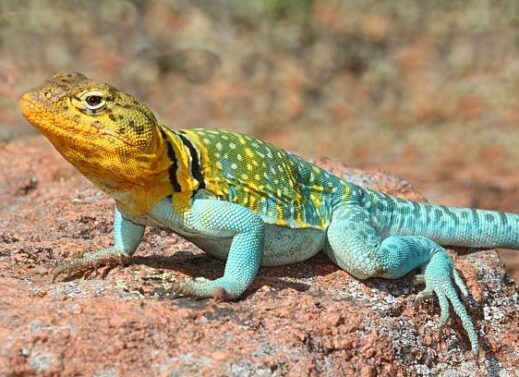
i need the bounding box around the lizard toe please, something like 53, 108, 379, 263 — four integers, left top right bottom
415, 285, 433, 305
170, 277, 241, 301
422, 251, 479, 356
52, 247, 130, 282
413, 273, 426, 286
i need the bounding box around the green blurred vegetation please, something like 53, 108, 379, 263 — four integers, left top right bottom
1, 0, 519, 169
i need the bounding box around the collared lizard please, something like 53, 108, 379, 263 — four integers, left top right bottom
19, 72, 519, 356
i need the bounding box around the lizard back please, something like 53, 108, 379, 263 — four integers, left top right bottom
166, 128, 351, 229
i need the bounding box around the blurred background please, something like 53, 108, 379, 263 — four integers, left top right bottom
1, 0, 518, 278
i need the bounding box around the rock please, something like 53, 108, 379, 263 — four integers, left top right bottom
0, 139, 517, 376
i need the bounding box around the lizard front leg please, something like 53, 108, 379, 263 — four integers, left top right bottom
171, 198, 265, 300
53, 206, 145, 280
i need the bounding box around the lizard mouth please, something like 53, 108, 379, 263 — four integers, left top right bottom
19, 93, 64, 132
19, 93, 42, 121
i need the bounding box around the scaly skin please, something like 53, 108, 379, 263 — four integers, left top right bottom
19, 72, 519, 356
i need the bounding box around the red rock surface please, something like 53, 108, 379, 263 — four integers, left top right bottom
0, 138, 517, 376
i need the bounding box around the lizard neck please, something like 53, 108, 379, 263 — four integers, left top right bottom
47, 124, 203, 216
157, 125, 206, 196
111, 125, 207, 215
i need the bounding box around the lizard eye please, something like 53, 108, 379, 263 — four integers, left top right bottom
85, 95, 105, 110
86, 95, 103, 107
78, 90, 107, 114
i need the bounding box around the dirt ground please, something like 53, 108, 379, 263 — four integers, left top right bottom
0, 136, 517, 376
2, 2, 519, 374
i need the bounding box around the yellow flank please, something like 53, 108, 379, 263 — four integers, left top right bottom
175, 128, 349, 228
19, 72, 352, 228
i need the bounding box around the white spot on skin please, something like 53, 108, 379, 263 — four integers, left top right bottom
216, 142, 223, 151
231, 163, 238, 170
230, 143, 236, 149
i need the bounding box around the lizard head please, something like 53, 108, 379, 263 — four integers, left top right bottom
19, 73, 172, 207
19, 72, 159, 152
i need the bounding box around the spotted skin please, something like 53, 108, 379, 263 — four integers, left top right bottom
162, 128, 349, 229
19, 73, 519, 356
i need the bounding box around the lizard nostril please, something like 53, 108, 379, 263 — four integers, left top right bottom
43, 91, 52, 99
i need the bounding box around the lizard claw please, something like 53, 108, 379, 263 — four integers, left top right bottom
418, 251, 478, 356
170, 277, 210, 299
52, 247, 130, 282
170, 277, 238, 301
415, 285, 433, 305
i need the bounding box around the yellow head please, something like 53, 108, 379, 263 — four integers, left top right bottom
19, 72, 172, 213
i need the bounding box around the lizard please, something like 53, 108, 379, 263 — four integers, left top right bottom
18, 72, 519, 356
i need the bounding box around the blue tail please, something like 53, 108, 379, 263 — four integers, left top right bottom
366, 190, 519, 249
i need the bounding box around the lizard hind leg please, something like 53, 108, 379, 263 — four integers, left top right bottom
325, 204, 479, 355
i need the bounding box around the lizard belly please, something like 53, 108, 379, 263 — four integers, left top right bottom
187, 225, 325, 266
123, 198, 325, 266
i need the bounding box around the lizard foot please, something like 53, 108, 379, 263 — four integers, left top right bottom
415, 250, 478, 356
53, 247, 131, 282
170, 277, 243, 301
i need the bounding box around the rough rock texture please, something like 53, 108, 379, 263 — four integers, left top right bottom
0, 138, 518, 377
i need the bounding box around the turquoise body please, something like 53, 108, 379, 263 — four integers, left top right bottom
22, 73, 518, 357
60, 128, 519, 357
